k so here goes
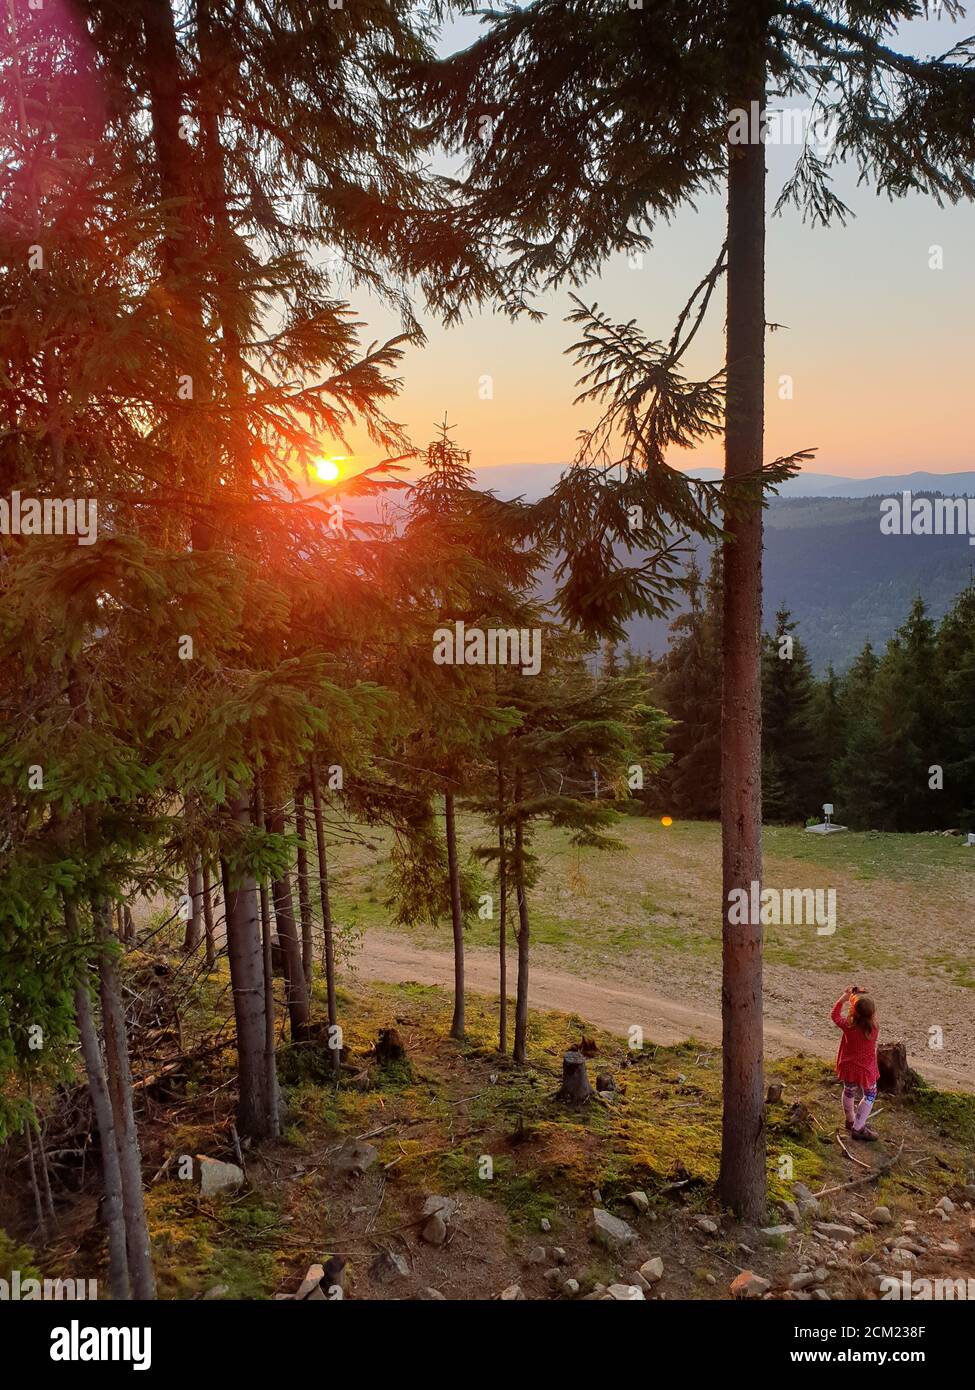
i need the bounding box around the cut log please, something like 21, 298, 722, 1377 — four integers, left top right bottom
765, 1082, 784, 1104
556, 1050, 592, 1104
877, 1042, 917, 1095
375, 1028, 406, 1065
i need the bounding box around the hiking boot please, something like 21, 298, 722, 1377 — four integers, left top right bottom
851, 1125, 878, 1142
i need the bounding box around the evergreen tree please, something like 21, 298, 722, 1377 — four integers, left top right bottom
761, 607, 821, 823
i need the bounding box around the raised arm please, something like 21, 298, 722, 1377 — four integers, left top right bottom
831, 996, 850, 1029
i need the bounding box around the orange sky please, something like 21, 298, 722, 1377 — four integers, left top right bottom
333, 12, 975, 483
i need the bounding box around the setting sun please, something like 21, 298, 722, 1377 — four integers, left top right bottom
314, 456, 344, 482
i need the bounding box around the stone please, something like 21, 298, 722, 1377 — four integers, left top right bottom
937, 1240, 962, 1257
540, 1218, 551, 1233
812, 1266, 827, 1284
625, 1190, 649, 1214
421, 1194, 457, 1221
631, 1271, 653, 1294
196, 1155, 244, 1197
544, 1267, 563, 1286
369, 1250, 410, 1282
813, 1289, 831, 1301
760, 1224, 796, 1242
525, 1245, 547, 1264
595, 1072, 616, 1093
591, 1207, 638, 1250
295, 1264, 326, 1301
203, 1284, 229, 1299
936, 1195, 955, 1214
815, 1222, 857, 1239
563, 1278, 580, 1296
638, 1256, 664, 1284
790, 1271, 817, 1289
695, 1217, 719, 1234
553, 1247, 567, 1264
499, 1285, 525, 1301
730, 1271, 770, 1300
779, 1201, 801, 1226
421, 1213, 448, 1246
793, 1183, 820, 1217
608, 1283, 645, 1300
847, 1211, 874, 1230
424, 1287, 446, 1300
704, 1273, 716, 1285
871, 1206, 893, 1225
332, 1140, 379, 1176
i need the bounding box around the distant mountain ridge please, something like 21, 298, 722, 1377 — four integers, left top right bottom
472, 463, 975, 503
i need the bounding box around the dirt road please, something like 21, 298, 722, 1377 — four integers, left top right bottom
353, 931, 975, 1092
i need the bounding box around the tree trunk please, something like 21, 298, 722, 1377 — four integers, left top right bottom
27, 1079, 56, 1226
74, 974, 130, 1300
93, 901, 157, 1299
267, 799, 311, 1042
718, 0, 769, 1224
183, 861, 204, 952
497, 762, 508, 1054
202, 864, 216, 968
444, 790, 466, 1039
512, 775, 531, 1065
294, 787, 315, 991
309, 762, 339, 1067
223, 797, 279, 1142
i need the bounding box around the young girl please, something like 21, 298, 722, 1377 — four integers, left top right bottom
831, 984, 880, 1142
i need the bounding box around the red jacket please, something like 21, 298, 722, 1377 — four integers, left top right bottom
831, 997, 879, 1088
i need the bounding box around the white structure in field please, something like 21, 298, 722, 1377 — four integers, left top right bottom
805, 801, 847, 834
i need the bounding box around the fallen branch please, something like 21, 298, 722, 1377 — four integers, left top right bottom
835, 1131, 872, 1170
813, 1140, 904, 1198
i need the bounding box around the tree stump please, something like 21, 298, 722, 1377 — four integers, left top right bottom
766, 1082, 784, 1104
375, 1027, 406, 1065
877, 1042, 917, 1094
556, 1051, 592, 1104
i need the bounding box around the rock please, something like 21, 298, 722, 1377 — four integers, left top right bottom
779, 1201, 801, 1226
424, 1287, 446, 1300
196, 1155, 245, 1197
525, 1245, 547, 1264
295, 1264, 327, 1301
499, 1285, 525, 1301
815, 1222, 857, 1239
203, 1284, 229, 1299
591, 1207, 638, 1250
553, 1247, 567, 1264
790, 1271, 817, 1289
936, 1195, 955, 1214
563, 1278, 580, 1296
847, 1211, 874, 1230
595, 1072, 616, 1093
369, 1250, 410, 1282
892, 1237, 925, 1255
638, 1256, 664, 1284
608, 1283, 645, 1300
540, 1218, 551, 1233
812, 1266, 827, 1284
901, 1220, 917, 1232
704, 1273, 716, 1285
695, 1217, 720, 1234
730, 1271, 770, 1300
631, 1271, 653, 1294
421, 1213, 448, 1247
625, 1190, 650, 1214
793, 1183, 820, 1217
938, 1240, 962, 1257
332, 1140, 379, 1176
813, 1288, 831, 1301
760, 1224, 796, 1242
871, 1206, 893, 1225
421, 1194, 457, 1221
544, 1267, 563, 1286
